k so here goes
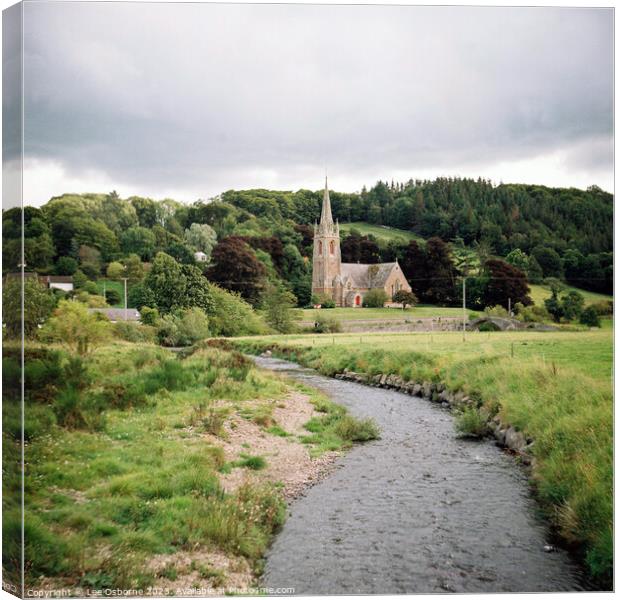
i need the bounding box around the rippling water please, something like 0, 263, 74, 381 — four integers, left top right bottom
254, 356, 583, 594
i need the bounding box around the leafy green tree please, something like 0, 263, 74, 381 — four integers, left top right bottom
56, 256, 78, 275
144, 252, 213, 314
184, 223, 217, 256
526, 256, 544, 283
121, 227, 156, 260
40, 300, 111, 355
128, 282, 156, 310
123, 254, 144, 283
181, 264, 215, 314
544, 291, 564, 323
72, 269, 88, 289
580, 306, 601, 328
165, 241, 195, 265
531, 246, 563, 278
363, 289, 388, 308
129, 196, 158, 228
144, 252, 186, 313
78, 245, 102, 279
561, 291, 585, 321
3, 277, 55, 338
393, 290, 418, 309
106, 261, 125, 280
261, 284, 298, 333
505, 249, 529, 272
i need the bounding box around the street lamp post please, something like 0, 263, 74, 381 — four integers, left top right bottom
122, 278, 128, 321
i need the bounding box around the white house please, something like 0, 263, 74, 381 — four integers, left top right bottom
194, 251, 208, 262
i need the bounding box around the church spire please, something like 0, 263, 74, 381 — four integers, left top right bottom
320, 176, 333, 225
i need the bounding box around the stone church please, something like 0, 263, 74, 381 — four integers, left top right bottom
312, 178, 412, 307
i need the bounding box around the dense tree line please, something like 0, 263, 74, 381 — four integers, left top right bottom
3, 176, 612, 315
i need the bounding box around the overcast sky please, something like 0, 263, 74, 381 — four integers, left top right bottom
5, 2, 614, 206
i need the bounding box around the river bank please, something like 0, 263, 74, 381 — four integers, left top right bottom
228, 330, 613, 588
6, 342, 377, 595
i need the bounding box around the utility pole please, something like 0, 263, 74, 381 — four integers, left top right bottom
462, 276, 466, 342
122, 278, 128, 321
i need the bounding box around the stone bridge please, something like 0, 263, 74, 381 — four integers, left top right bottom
468, 317, 556, 331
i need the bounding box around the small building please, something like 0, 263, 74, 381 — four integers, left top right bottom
311, 178, 412, 307
39, 275, 74, 292
194, 251, 208, 262
5, 272, 74, 292
88, 308, 140, 322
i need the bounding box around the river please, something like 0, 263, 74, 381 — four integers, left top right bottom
254, 356, 583, 595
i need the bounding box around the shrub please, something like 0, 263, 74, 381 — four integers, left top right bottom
515, 302, 550, 323
207, 285, 266, 337
261, 284, 299, 334
84, 294, 108, 308
580, 306, 601, 328
105, 289, 121, 305
363, 289, 388, 308
202, 407, 228, 436
234, 454, 267, 470
40, 300, 111, 355
484, 305, 510, 318
177, 307, 210, 342
156, 308, 210, 347
99, 382, 147, 410
393, 290, 418, 309
72, 269, 88, 289
54, 386, 105, 431
313, 313, 342, 333
139, 306, 159, 326
83, 281, 99, 295
311, 293, 336, 308
333, 416, 380, 442
455, 407, 489, 438
113, 322, 156, 343
590, 300, 613, 316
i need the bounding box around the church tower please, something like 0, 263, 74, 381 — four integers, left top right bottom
312, 177, 341, 302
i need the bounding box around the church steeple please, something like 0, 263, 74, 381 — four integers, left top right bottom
312, 176, 341, 304
320, 176, 333, 225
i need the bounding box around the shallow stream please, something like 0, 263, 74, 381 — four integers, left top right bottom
254, 356, 583, 594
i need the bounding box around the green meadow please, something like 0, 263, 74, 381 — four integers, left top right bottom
338, 221, 425, 244
3, 342, 375, 591
232, 326, 613, 584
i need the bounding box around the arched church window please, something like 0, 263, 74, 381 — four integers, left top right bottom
318, 241, 323, 254
329, 240, 335, 255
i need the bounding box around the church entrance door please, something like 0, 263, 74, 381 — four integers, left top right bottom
355, 295, 361, 306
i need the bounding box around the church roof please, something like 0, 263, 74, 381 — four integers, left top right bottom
340, 262, 400, 288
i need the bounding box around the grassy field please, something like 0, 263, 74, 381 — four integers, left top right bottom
233, 327, 613, 584
299, 306, 473, 321
338, 221, 424, 244
3, 341, 376, 592
95, 279, 125, 307
529, 283, 612, 307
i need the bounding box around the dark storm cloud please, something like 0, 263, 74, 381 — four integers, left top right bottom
20, 3, 613, 201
